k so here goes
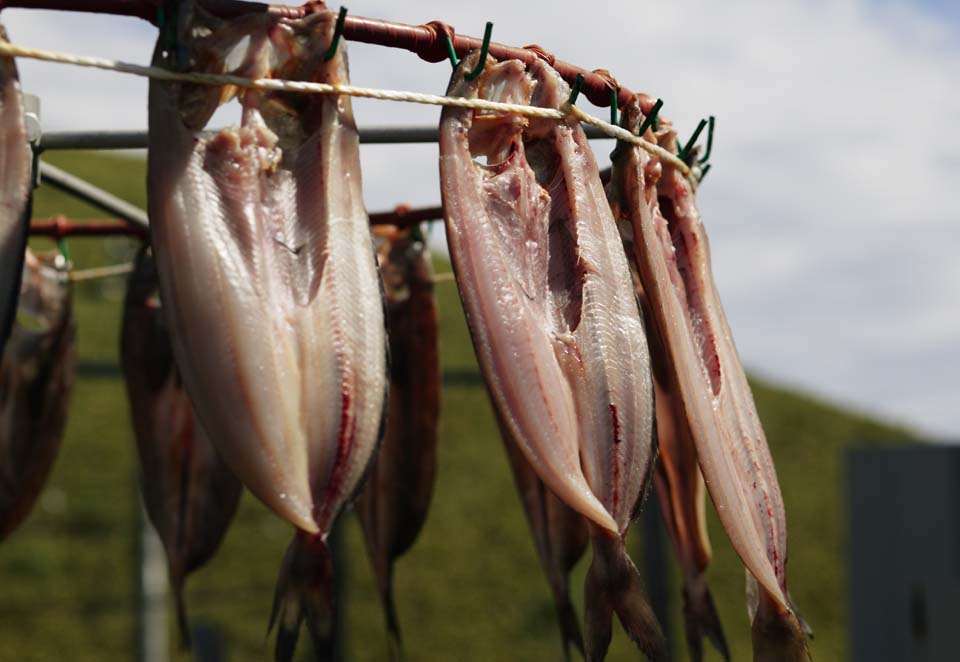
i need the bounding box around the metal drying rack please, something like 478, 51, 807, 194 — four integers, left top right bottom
4, 2, 680, 660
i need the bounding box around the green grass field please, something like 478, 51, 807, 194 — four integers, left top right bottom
0, 150, 913, 661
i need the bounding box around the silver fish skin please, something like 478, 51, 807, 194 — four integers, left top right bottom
440, 53, 664, 662
120, 247, 242, 645
0, 250, 74, 541
498, 412, 588, 662
357, 224, 440, 653
607, 95, 808, 660
147, 6, 387, 661
0, 24, 33, 357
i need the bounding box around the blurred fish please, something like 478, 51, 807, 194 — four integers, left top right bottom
120, 247, 242, 645
0, 250, 74, 541
440, 52, 665, 662
356, 225, 440, 654
147, 5, 387, 660
498, 413, 589, 662
0, 24, 33, 357
608, 95, 809, 661
617, 169, 729, 662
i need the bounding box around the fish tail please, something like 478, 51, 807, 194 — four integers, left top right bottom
751, 588, 811, 662
584, 533, 669, 662
376, 561, 404, 660
269, 531, 337, 662
682, 573, 729, 662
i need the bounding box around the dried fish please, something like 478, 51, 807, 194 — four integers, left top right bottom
0, 24, 33, 357
120, 247, 242, 644
147, 5, 387, 659
0, 251, 74, 541
440, 52, 664, 661
357, 225, 440, 652
608, 94, 809, 661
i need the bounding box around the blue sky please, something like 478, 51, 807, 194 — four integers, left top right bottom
3, 0, 959, 438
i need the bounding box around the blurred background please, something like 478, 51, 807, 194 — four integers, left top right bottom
0, 0, 956, 660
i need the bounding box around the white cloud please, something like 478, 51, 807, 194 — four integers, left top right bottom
4, 0, 957, 437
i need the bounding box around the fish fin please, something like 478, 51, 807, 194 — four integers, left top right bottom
269, 532, 337, 662
787, 591, 814, 640
751, 590, 811, 662
584, 534, 669, 662
682, 574, 729, 662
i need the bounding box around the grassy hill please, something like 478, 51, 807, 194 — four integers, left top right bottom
0, 151, 913, 661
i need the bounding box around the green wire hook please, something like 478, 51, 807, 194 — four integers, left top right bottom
443, 33, 459, 69
700, 164, 711, 180
463, 22, 493, 81
679, 118, 708, 162
609, 89, 619, 125
698, 116, 715, 164
636, 98, 663, 138
323, 6, 348, 62
567, 74, 585, 106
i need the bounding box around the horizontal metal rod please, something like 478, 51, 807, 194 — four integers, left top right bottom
39, 125, 611, 151
30, 216, 148, 239
38, 161, 149, 228
1, 1, 642, 108
29, 203, 446, 239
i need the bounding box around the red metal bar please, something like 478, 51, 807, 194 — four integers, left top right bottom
29, 205, 445, 239
30, 216, 149, 239
1, 0, 647, 109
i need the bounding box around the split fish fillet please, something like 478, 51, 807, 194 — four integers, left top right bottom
120, 247, 242, 645
0, 24, 33, 357
147, 5, 387, 660
607, 95, 809, 661
622, 227, 729, 661
0, 250, 74, 541
498, 412, 589, 662
440, 52, 664, 662
357, 224, 440, 654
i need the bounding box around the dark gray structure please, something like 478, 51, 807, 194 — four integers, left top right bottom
847, 445, 960, 662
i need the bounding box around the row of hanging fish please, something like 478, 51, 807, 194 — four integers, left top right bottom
0, 5, 810, 661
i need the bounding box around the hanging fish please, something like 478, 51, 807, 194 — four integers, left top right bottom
147, 5, 388, 661
440, 52, 665, 662
616, 157, 729, 662
0, 24, 33, 357
498, 412, 589, 662
356, 224, 440, 654
120, 246, 242, 645
607, 94, 809, 661
0, 249, 74, 541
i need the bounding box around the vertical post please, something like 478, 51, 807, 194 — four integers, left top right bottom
137, 498, 169, 662
642, 490, 671, 650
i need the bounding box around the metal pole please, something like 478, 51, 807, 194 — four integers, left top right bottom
38, 125, 611, 152
641, 490, 672, 654
137, 499, 170, 662
38, 161, 148, 228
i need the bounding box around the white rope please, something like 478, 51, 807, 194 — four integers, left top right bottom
69, 262, 134, 282
0, 39, 695, 181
